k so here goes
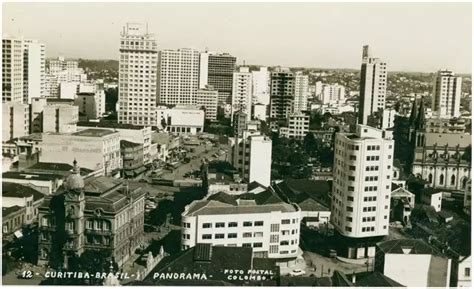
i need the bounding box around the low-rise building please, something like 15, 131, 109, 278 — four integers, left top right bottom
375, 239, 451, 287
2, 171, 63, 195
37, 161, 146, 267
2, 206, 26, 244
120, 140, 145, 179
390, 184, 415, 224
457, 255, 472, 287
2, 102, 30, 142
2, 182, 45, 225
203, 161, 248, 196
421, 188, 443, 212
75, 90, 106, 120
42, 104, 79, 134
181, 190, 301, 266
279, 113, 309, 140
156, 105, 205, 135
40, 128, 121, 175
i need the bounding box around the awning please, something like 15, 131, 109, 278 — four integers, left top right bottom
14, 230, 23, 239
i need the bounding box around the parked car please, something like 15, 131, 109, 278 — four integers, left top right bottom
289, 269, 306, 277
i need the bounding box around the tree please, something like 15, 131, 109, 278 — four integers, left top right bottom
462, 145, 471, 166
303, 133, 317, 155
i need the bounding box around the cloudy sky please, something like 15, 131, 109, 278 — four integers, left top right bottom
2, 2, 472, 73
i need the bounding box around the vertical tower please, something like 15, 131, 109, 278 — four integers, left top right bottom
358, 45, 387, 125
2, 37, 24, 103
252, 66, 270, 106
432, 70, 462, 118
331, 124, 394, 258
157, 48, 201, 106
118, 23, 158, 126
207, 53, 237, 107
23, 40, 46, 104
231, 67, 253, 121
294, 71, 309, 113
270, 67, 295, 121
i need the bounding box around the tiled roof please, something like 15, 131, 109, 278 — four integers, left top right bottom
356, 271, 404, 287
72, 128, 116, 137
185, 200, 297, 216
2, 182, 45, 201
2, 206, 24, 218
377, 239, 441, 256
2, 171, 63, 181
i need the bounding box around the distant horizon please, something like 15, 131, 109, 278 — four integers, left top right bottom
4, 2, 471, 74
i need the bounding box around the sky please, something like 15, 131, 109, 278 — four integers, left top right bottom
2, 2, 472, 73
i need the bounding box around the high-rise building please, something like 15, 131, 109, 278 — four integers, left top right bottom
200, 53, 236, 106
331, 124, 394, 259
432, 70, 462, 118
196, 85, 219, 121
231, 130, 272, 187
270, 67, 295, 121
358, 45, 387, 125
2, 102, 30, 142
23, 40, 46, 104
157, 48, 200, 106
294, 71, 309, 113
231, 67, 252, 121
321, 84, 346, 105
252, 66, 270, 106
3, 37, 24, 103
117, 23, 158, 126
314, 81, 323, 99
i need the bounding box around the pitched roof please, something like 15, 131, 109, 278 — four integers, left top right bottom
356, 271, 405, 287
2, 206, 24, 218
377, 239, 441, 256
273, 178, 331, 208
2, 182, 45, 201
298, 198, 329, 212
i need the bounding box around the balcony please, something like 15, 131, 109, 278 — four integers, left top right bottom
85, 228, 112, 236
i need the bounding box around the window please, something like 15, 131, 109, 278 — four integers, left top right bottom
349, 155, 356, 160
269, 245, 279, 254
348, 186, 354, 192
254, 232, 263, 237
347, 206, 353, 212
345, 226, 352, 232
349, 165, 356, 171
243, 232, 252, 238
280, 241, 289, 246
243, 221, 253, 227
254, 221, 264, 226
202, 223, 212, 228
228, 233, 237, 238
465, 268, 471, 277
215, 222, 225, 228
281, 219, 291, 225
253, 243, 263, 248
347, 196, 354, 202
215, 234, 224, 239
228, 222, 238, 227
348, 176, 355, 181
202, 234, 212, 239
346, 217, 352, 222
270, 234, 279, 243
270, 224, 280, 232
242, 243, 252, 248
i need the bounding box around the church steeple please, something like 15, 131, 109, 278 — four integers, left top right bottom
409, 98, 418, 126
415, 98, 426, 130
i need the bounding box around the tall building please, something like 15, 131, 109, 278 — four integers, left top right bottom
279, 113, 309, 140
3, 37, 24, 103
432, 70, 462, 118
270, 68, 295, 121
2, 102, 30, 142
42, 104, 79, 134
157, 48, 200, 106
37, 161, 146, 267
23, 40, 46, 104
321, 84, 346, 105
196, 85, 219, 121
294, 71, 309, 113
358, 45, 387, 125
331, 124, 394, 259
231, 130, 272, 187
252, 66, 270, 105
117, 23, 158, 126
200, 53, 236, 106
231, 67, 253, 121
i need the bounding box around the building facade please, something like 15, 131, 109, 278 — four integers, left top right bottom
321, 84, 345, 105
157, 48, 200, 105
231, 67, 253, 121
201, 52, 237, 106
279, 113, 309, 140
196, 85, 219, 121
42, 104, 79, 134
120, 140, 145, 179
270, 68, 295, 121
331, 124, 394, 258
37, 162, 146, 267
293, 71, 309, 113
2, 102, 30, 142
156, 105, 205, 135
2, 37, 24, 103
252, 66, 270, 106
117, 23, 158, 126
432, 70, 462, 118
358, 45, 387, 125
23, 40, 46, 104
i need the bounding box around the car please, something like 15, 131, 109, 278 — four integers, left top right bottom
289, 269, 306, 277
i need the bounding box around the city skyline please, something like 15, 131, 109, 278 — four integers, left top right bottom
2, 2, 472, 74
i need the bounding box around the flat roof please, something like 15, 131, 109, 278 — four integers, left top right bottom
185, 200, 297, 216
2, 171, 63, 181
77, 121, 145, 130
72, 128, 116, 137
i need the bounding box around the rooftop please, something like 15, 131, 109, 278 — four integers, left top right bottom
2, 171, 64, 181
120, 139, 142, 148
2, 206, 24, 218
2, 182, 45, 201
377, 239, 442, 256
356, 271, 405, 287
26, 162, 94, 176
77, 121, 145, 130
72, 128, 117, 137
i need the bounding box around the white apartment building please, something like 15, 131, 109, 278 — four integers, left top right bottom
280, 113, 309, 140
117, 23, 158, 126
42, 104, 79, 134
358, 45, 387, 125
294, 71, 309, 113
314, 81, 323, 99
156, 105, 204, 135
432, 70, 462, 118
40, 128, 121, 175
181, 194, 301, 261
157, 48, 200, 105
2, 102, 30, 142
382, 107, 398, 129
75, 90, 106, 120
458, 255, 472, 287
3, 37, 24, 103
23, 40, 46, 104
321, 84, 345, 105
232, 130, 272, 187
231, 67, 253, 121
252, 66, 270, 106
331, 124, 394, 253
30, 97, 47, 133
196, 85, 219, 121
